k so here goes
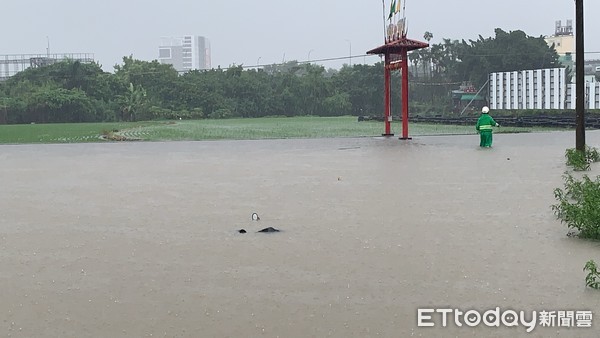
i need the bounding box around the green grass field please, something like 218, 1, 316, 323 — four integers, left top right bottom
0, 116, 560, 144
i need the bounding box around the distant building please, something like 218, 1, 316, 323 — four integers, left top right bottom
158, 35, 211, 73
451, 82, 486, 113
0, 53, 94, 81
545, 19, 575, 77
545, 20, 574, 57
489, 67, 600, 110
488, 68, 566, 110
584, 60, 600, 76
566, 81, 600, 109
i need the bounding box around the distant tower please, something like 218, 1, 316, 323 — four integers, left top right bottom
158, 35, 211, 73
545, 20, 574, 62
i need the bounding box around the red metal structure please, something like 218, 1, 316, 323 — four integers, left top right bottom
367, 35, 428, 139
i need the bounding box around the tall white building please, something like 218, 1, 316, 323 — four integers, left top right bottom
489, 68, 566, 110
565, 82, 600, 109
158, 35, 211, 73
489, 67, 600, 110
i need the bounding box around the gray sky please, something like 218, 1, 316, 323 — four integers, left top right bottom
1, 0, 598, 72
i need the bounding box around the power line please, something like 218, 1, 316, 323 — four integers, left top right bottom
241, 54, 378, 70
412, 81, 463, 86
451, 51, 600, 58
4, 48, 600, 78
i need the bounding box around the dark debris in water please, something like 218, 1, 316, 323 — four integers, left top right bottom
258, 227, 280, 233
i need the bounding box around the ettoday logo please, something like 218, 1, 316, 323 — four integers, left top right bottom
417, 308, 593, 333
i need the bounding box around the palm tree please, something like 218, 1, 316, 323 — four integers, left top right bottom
423, 31, 433, 42
423, 32, 434, 78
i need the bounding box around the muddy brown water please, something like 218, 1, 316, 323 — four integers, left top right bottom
1, 131, 599, 337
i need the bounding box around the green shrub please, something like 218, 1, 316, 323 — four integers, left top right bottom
565, 146, 600, 171
209, 108, 233, 119
589, 147, 600, 162
584, 260, 600, 289
552, 173, 600, 239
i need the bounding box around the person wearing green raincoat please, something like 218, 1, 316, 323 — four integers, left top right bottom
476, 106, 499, 147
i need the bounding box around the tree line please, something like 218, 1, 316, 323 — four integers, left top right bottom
0, 28, 561, 124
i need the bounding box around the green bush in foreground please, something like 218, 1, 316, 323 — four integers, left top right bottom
565, 146, 600, 171
584, 260, 600, 289
552, 173, 600, 239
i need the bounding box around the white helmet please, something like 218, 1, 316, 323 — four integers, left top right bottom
482, 106, 490, 114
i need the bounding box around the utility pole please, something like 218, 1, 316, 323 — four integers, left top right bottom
575, 0, 585, 151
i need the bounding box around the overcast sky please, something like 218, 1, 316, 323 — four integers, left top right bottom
1, 0, 598, 72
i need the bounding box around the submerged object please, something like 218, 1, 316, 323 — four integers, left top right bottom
251, 213, 260, 221
238, 229, 247, 234
257, 227, 279, 233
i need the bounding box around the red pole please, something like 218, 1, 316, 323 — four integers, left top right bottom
400, 48, 410, 140
383, 53, 393, 136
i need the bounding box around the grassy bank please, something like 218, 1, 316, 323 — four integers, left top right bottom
0, 116, 559, 144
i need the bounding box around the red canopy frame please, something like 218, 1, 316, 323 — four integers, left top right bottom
367, 36, 428, 139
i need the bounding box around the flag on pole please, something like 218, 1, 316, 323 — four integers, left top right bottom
395, 0, 401, 14
388, 0, 396, 20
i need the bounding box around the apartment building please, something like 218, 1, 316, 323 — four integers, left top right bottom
489, 68, 566, 110
158, 35, 211, 73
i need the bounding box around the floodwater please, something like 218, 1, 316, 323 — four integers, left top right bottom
1, 131, 599, 338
